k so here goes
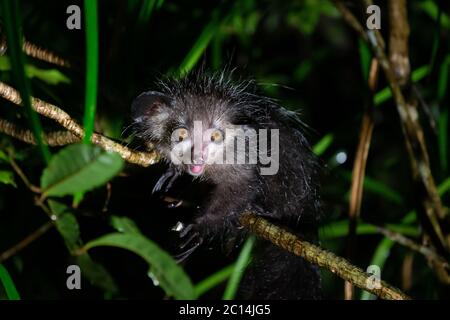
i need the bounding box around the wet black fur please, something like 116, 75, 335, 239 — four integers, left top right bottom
131, 71, 323, 300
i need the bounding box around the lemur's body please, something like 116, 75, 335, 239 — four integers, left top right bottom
132, 72, 322, 299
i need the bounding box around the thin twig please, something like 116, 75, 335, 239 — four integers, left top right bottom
331, 0, 368, 41
0, 26, 70, 67
0, 221, 54, 263
102, 183, 112, 213
376, 226, 449, 271
401, 253, 414, 292
8, 150, 41, 193
413, 85, 437, 134
345, 58, 378, 300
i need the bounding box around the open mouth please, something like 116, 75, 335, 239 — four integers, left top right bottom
188, 164, 205, 176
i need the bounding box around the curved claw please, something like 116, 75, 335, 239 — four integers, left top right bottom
174, 237, 203, 263
179, 223, 193, 238
172, 223, 204, 263
179, 231, 199, 249
164, 170, 180, 192
152, 168, 179, 194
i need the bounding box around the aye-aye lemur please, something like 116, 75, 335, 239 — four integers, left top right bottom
131, 71, 322, 299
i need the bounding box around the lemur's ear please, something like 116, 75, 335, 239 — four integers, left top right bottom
131, 91, 172, 123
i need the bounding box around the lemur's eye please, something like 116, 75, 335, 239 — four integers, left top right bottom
172, 127, 189, 142
211, 129, 224, 143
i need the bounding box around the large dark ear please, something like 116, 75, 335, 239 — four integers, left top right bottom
131, 91, 172, 123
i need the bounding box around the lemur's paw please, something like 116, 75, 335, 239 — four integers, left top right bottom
152, 167, 180, 194
172, 222, 203, 263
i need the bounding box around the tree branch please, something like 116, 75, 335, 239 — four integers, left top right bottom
1, 27, 70, 67
240, 213, 411, 300
388, 0, 410, 86
22, 40, 71, 68
0, 117, 80, 146
0, 81, 160, 167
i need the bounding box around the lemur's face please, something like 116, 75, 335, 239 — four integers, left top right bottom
131, 91, 247, 178
168, 124, 227, 176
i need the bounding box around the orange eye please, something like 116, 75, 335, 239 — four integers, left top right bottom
211, 130, 223, 143
173, 128, 189, 142
178, 128, 188, 141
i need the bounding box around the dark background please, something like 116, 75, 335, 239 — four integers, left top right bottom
0, 0, 449, 299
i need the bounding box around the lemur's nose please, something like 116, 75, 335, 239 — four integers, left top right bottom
191, 144, 207, 163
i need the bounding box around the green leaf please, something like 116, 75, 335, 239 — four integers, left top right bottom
83, 233, 195, 300
360, 210, 417, 300
361, 177, 404, 205
437, 55, 450, 101
195, 264, 235, 298
360, 237, 394, 300
420, 0, 450, 29
439, 108, 449, 173
438, 176, 450, 196
293, 60, 313, 82
0, 56, 71, 85
177, 10, 221, 74
223, 236, 255, 300
313, 133, 334, 156
176, 2, 239, 75
75, 253, 119, 297
319, 220, 419, 239
137, 0, 156, 25
0, 150, 9, 162
287, 0, 338, 35
83, 0, 99, 144
40, 144, 124, 197
110, 215, 141, 234
341, 171, 404, 205
358, 39, 372, 83
0, 264, 20, 300
374, 65, 429, 106
26, 64, 71, 85
48, 200, 80, 251
0, 170, 16, 187
47, 201, 118, 296
211, 31, 223, 70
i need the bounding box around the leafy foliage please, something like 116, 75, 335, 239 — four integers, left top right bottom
84, 218, 196, 300
41, 144, 123, 197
